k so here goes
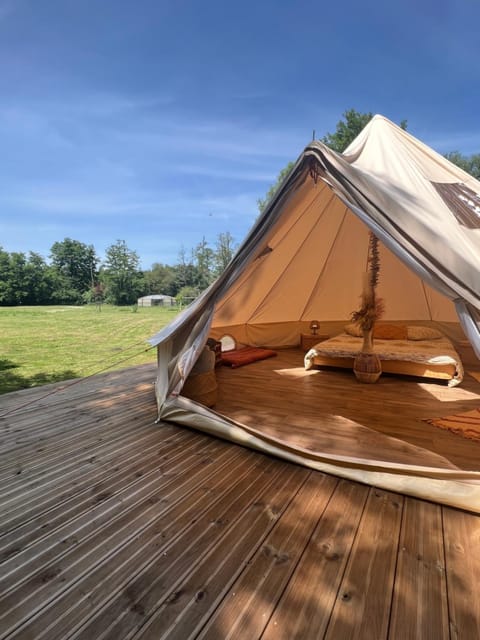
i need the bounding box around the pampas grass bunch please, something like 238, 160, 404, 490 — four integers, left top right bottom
351, 232, 384, 332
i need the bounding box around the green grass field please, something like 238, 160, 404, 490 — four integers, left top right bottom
0, 305, 179, 394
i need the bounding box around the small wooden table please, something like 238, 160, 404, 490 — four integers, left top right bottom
301, 333, 329, 351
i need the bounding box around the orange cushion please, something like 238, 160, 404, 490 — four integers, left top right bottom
344, 323, 408, 340
373, 324, 408, 340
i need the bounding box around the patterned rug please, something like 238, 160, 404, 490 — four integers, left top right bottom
424, 408, 480, 442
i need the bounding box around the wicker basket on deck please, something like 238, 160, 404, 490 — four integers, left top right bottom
182, 370, 218, 407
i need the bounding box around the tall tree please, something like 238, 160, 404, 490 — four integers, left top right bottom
0, 248, 55, 305
101, 240, 144, 305
50, 238, 98, 303
24, 252, 55, 304
193, 237, 215, 290
174, 246, 199, 291
8, 253, 28, 304
0, 247, 13, 305
213, 231, 237, 276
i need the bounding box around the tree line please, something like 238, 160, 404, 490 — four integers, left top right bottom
0, 232, 237, 306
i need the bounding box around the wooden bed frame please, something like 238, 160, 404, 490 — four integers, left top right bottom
308, 353, 456, 381
304, 331, 464, 385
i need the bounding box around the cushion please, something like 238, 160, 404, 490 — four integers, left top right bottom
344, 323, 408, 340
407, 325, 444, 341
344, 323, 443, 341
221, 346, 277, 368
374, 324, 408, 340
344, 323, 363, 337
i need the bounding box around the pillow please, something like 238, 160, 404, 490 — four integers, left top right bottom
344, 323, 408, 340
373, 324, 408, 340
344, 323, 362, 337
407, 325, 443, 341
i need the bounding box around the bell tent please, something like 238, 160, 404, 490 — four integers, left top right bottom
149, 115, 480, 512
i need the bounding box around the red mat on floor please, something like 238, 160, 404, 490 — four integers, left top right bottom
221, 346, 277, 369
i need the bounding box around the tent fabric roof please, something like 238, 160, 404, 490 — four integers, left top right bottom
151, 115, 480, 348
148, 115, 480, 512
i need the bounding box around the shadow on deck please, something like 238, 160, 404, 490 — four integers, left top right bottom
0, 362, 479, 639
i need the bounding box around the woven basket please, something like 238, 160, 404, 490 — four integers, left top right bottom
353, 351, 382, 384
182, 370, 218, 407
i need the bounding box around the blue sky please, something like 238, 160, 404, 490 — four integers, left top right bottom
1, 0, 479, 268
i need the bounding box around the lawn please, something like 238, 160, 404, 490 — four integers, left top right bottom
0, 304, 179, 394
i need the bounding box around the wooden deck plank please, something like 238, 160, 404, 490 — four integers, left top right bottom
17, 457, 299, 640
388, 497, 449, 639
260, 479, 370, 640
0, 419, 164, 512
0, 364, 156, 413
71, 463, 309, 640
144, 473, 337, 640
0, 443, 256, 638
0, 390, 153, 461
0, 431, 186, 544
0, 370, 155, 433
323, 488, 403, 640
443, 506, 480, 640
193, 472, 339, 640
0, 433, 223, 584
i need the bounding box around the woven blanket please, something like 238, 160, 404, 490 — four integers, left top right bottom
424, 408, 480, 442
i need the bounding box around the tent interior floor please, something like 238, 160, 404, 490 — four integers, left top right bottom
1, 361, 480, 639
214, 346, 480, 472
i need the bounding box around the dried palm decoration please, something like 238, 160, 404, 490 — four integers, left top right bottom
351, 232, 384, 332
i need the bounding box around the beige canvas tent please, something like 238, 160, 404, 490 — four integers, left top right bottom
149, 115, 480, 512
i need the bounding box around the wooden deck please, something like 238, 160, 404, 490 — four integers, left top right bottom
1, 358, 480, 639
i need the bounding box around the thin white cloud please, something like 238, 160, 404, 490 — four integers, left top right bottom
0, 94, 304, 180
0, 179, 260, 220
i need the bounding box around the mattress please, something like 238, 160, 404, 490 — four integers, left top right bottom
304, 333, 464, 386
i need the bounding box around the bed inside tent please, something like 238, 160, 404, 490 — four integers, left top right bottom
150, 115, 480, 513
